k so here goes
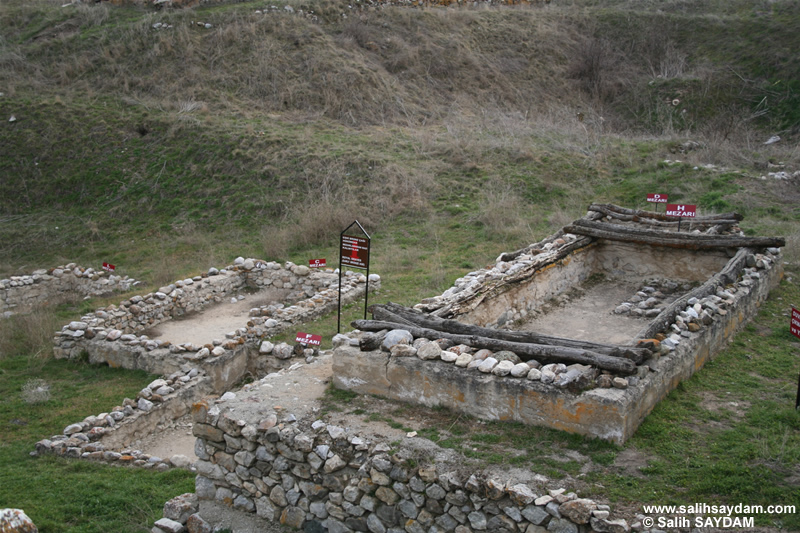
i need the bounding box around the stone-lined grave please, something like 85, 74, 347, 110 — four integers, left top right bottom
34, 257, 380, 472
334, 204, 784, 443
24, 205, 787, 533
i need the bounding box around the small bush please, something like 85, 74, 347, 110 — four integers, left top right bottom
21, 378, 51, 404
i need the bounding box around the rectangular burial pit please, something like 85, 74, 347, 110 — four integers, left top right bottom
334, 206, 784, 443
54, 259, 378, 392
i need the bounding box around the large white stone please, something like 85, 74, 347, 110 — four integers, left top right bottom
259, 341, 274, 354
441, 350, 458, 363
416, 341, 442, 360
478, 357, 498, 373
455, 353, 473, 367
492, 360, 515, 376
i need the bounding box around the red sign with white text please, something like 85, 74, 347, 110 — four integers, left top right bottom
665, 204, 697, 217
102, 262, 116, 272
309, 258, 327, 268
791, 307, 800, 340
341, 235, 370, 270
647, 193, 668, 203
295, 332, 322, 346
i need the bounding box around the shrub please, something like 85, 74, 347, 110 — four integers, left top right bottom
21, 378, 50, 404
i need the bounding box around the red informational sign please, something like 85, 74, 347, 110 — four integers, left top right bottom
791, 307, 800, 340
102, 262, 116, 272
665, 204, 697, 217
309, 258, 327, 268
340, 234, 370, 270
647, 193, 668, 203
295, 332, 322, 346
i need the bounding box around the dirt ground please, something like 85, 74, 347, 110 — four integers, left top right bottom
131, 351, 407, 468
143, 288, 292, 346
517, 279, 682, 344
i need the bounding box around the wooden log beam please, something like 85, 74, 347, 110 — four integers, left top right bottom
564, 219, 784, 250
352, 319, 638, 375
588, 203, 743, 222
372, 302, 648, 363
635, 247, 751, 339
444, 236, 596, 317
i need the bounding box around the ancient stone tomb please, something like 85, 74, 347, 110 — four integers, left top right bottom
333, 204, 785, 443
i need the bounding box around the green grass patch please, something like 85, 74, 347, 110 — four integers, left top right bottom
0, 354, 194, 532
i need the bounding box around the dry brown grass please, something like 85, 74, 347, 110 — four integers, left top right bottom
0, 298, 70, 361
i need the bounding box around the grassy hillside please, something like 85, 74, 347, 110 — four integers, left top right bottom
1, 0, 799, 531
1, 0, 798, 284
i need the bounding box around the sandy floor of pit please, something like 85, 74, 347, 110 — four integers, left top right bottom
143, 288, 292, 346
130, 352, 407, 467
517, 280, 683, 345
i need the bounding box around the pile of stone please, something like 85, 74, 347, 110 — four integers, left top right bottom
32, 368, 205, 470
152, 493, 207, 533
246, 271, 380, 337
1, 262, 138, 316
613, 279, 685, 319
187, 394, 629, 533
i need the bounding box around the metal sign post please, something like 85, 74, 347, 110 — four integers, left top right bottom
646, 193, 668, 212
665, 203, 697, 232
338, 221, 371, 333
791, 307, 800, 409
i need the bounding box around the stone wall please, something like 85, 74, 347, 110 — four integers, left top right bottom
422, 237, 732, 330
33, 366, 212, 471
1, 263, 139, 316
52, 257, 380, 392
456, 241, 597, 329
333, 248, 782, 443
189, 394, 628, 533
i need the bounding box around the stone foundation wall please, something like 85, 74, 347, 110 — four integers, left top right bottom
333, 249, 782, 443
190, 395, 629, 533
457, 242, 597, 328
53, 257, 379, 391
33, 366, 212, 471
1, 263, 139, 316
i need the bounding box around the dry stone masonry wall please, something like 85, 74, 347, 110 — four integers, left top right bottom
33, 366, 210, 471
52, 257, 380, 388
1, 263, 139, 317
186, 393, 627, 533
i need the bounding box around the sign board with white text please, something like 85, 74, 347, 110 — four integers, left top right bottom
295, 332, 322, 346
647, 193, 668, 204
665, 204, 697, 217
340, 235, 370, 270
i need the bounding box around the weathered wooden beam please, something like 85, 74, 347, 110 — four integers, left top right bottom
564, 219, 784, 250
588, 203, 744, 223
372, 302, 648, 363
443, 236, 596, 317
352, 319, 638, 375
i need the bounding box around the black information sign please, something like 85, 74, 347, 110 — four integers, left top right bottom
338, 221, 371, 333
